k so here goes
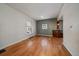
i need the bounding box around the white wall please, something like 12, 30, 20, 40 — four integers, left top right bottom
58, 3, 79, 55
0, 4, 36, 50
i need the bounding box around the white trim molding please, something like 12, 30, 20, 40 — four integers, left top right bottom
37, 34, 52, 37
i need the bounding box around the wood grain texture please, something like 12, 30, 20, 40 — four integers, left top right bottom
0, 36, 71, 56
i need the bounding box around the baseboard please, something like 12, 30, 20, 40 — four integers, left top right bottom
0, 35, 35, 50
63, 44, 72, 56
37, 34, 52, 37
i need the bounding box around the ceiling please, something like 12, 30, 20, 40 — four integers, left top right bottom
7, 3, 63, 20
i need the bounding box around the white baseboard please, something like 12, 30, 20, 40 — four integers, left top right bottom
37, 34, 52, 37
63, 43, 72, 55
0, 35, 35, 50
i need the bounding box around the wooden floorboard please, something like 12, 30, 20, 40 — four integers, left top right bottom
0, 36, 71, 56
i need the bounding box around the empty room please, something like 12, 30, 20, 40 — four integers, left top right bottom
0, 3, 79, 56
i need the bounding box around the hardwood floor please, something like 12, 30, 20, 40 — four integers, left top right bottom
0, 36, 71, 56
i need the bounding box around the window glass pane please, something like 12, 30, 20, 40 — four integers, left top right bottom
42, 24, 48, 29
26, 21, 31, 26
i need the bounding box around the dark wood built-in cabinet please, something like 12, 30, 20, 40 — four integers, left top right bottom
53, 30, 63, 38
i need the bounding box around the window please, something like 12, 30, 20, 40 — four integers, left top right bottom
42, 24, 48, 29
25, 21, 32, 35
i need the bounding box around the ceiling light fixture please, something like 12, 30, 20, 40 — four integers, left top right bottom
40, 16, 44, 19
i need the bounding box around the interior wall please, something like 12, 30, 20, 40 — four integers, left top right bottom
59, 20, 63, 30
36, 18, 57, 36
0, 4, 36, 49
58, 3, 79, 55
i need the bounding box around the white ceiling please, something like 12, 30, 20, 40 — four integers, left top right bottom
7, 3, 63, 20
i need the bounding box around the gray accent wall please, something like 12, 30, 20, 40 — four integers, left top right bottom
36, 18, 57, 35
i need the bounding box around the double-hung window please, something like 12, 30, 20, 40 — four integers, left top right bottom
25, 21, 32, 35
